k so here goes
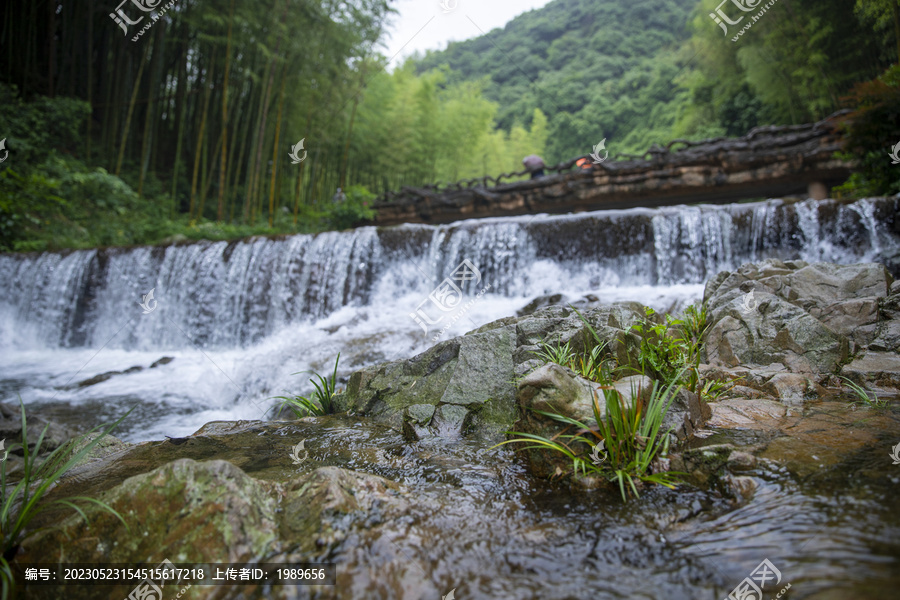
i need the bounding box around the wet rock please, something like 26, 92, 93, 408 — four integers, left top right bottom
721, 474, 758, 504
19, 454, 412, 600
335, 303, 644, 440
664, 389, 712, 441
673, 444, 734, 488
401, 404, 435, 441
0, 401, 75, 453
516, 293, 569, 317
763, 373, 827, 404
280, 466, 410, 555
150, 356, 175, 368
841, 352, 900, 388
705, 260, 895, 376
77, 365, 144, 387
706, 398, 788, 428
20, 459, 282, 593
56, 432, 132, 470
726, 451, 758, 471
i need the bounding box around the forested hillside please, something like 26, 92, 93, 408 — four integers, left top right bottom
0, 0, 897, 252
411, 0, 898, 163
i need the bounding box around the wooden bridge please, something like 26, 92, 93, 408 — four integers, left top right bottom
370, 111, 854, 226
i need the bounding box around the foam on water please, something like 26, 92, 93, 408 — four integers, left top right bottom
0, 197, 896, 441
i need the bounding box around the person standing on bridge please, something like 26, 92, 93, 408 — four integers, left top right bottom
522, 154, 546, 179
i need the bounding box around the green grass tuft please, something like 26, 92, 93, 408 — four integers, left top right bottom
1, 399, 132, 598
274, 354, 341, 417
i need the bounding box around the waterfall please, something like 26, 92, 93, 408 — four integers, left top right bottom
1, 197, 897, 352
1, 196, 897, 441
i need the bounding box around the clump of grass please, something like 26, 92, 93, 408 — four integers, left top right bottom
839, 376, 887, 408
533, 312, 615, 384
531, 338, 577, 368
1, 400, 132, 598
274, 353, 341, 417
493, 374, 684, 501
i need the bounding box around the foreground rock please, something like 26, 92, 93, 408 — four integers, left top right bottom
335, 303, 647, 440
16, 420, 412, 600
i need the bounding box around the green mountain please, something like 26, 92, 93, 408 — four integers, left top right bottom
409, 0, 897, 164
412, 0, 699, 162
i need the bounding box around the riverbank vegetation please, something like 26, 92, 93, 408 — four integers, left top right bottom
500, 302, 734, 499
1, 403, 131, 598
1, 0, 897, 252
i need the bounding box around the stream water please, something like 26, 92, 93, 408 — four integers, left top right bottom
1, 196, 900, 599
1, 197, 897, 442
209, 403, 899, 600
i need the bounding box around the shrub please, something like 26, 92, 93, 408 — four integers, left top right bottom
327, 185, 377, 230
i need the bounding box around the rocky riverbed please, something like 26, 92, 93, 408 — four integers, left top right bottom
3, 259, 899, 599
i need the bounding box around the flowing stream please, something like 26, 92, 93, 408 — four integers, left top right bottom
0, 197, 897, 441
2, 197, 900, 598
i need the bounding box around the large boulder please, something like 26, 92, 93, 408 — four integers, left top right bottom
18, 449, 412, 600
704, 260, 895, 377
334, 303, 645, 440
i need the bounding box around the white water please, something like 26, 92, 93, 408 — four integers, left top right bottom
0, 197, 896, 441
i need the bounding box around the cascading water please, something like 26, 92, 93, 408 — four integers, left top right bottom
0, 197, 897, 441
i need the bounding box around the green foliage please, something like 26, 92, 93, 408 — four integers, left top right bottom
630, 308, 689, 386
0, 168, 65, 252
354, 66, 547, 186
494, 376, 683, 500
0, 84, 90, 166
532, 317, 613, 383
1, 401, 132, 597
414, 0, 699, 162
531, 338, 578, 369
839, 375, 888, 408
834, 64, 900, 198
327, 185, 377, 230
274, 354, 341, 418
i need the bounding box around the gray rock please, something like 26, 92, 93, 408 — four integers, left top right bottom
516, 293, 569, 317
763, 373, 826, 404
704, 260, 895, 376
842, 352, 900, 388
0, 401, 75, 453
335, 303, 644, 440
